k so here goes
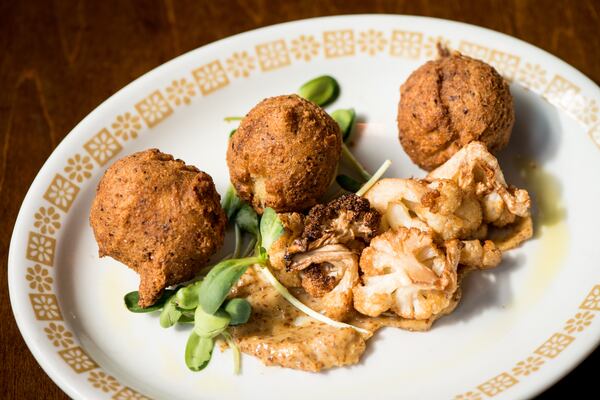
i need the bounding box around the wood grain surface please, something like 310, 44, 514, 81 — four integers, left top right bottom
1, 0, 598, 398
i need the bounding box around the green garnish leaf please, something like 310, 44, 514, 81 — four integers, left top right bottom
336, 174, 363, 193
298, 75, 340, 107
229, 129, 237, 138
185, 332, 214, 371
222, 185, 243, 221
198, 257, 261, 314
331, 108, 356, 142
224, 298, 252, 325
194, 306, 231, 338
159, 295, 182, 328
259, 207, 284, 255
222, 330, 241, 374
235, 203, 259, 236
175, 280, 203, 310
178, 313, 195, 324
124, 290, 175, 313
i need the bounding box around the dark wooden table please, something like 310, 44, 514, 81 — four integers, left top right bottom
1, 1, 598, 398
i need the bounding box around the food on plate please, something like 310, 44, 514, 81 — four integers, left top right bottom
226, 94, 342, 213
106, 75, 533, 374
397, 51, 514, 170
269, 194, 380, 320
90, 149, 226, 307
354, 142, 530, 321
428, 141, 532, 248
353, 227, 460, 319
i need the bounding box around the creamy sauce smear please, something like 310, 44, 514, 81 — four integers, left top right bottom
229, 268, 454, 371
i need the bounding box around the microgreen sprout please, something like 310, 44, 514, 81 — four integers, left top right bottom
341, 143, 371, 181
356, 159, 392, 197
298, 75, 340, 106
330, 108, 356, 142
224, 116, 243, 122
336, 174, 363, 193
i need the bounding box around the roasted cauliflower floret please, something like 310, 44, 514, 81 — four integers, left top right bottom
269, 194, 380, 320
267, 212, 305, 287
288, 193, 381, 255
353, 227, 459, 320
289, 244, 360, 321
427, 141, 531, 227
459, 240, 502, 269
365, 178, 482, 241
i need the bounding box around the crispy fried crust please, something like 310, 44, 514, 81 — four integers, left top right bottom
398, 52, 514, 170
227, 94, 341, 213
89, 149, 226, 307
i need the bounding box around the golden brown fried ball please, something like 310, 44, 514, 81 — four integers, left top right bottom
89, 149, 226, 307
397, 52, 514, 171
227, 94, 341, 213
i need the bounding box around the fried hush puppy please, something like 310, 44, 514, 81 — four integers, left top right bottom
227, 94, 342, 213
398, 51, 514, 170
89, 149, 226, 307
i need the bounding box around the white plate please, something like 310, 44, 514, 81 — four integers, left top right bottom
9, 15, 600, 400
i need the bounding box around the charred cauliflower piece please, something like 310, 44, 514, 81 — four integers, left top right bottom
274, 194, 380, 320
366, 178, 482, 241
288, 193, 381, 254
354, 227, 460, 320
427, 141, 532, 249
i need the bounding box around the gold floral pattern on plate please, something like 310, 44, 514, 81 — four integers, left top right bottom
58, 346, 98, 374
29, 293, 62, 321
571, 97, 599, 126
588, 124, 600, 149
390, 30, 423, 59
564, 311, 595, 334
44, 322, 74, 348
225, 51, 256, 78
88, 370, 120, 393
489, 50, 520, 80
423, 36, 449, 58
192, 60, 230, 95
323, 30, 355, 58
43, 174, 80, 213
26, 264, 53, 292
26, 232, 56, 266
458, 40, 490, 61
289, 34, 320, 61
84, 128, 123, 167
517, 63, 548, 91
543, 75, 581, 108
112, 112, 143, 140
64, 154, 93, 183
256, 40, 291, 71
512, 356, 545, 376
33, 206, 61, 235
135, 90, 174, 128
477, 372, 518, 397
166, 78, 197, 106
113, 387, 152, 400
357, 29, 387, 56
580, 284, 600, 310
454, 391, 483, 400
534, 333, 575, 359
